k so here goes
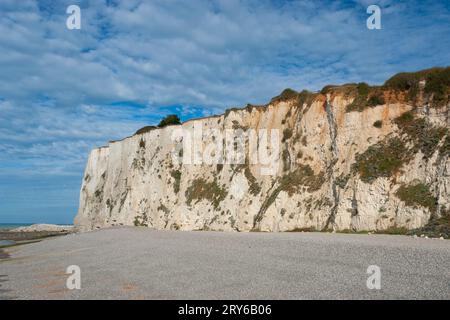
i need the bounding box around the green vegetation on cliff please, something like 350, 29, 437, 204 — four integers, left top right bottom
396, 182, 437, 213
185, 178, 227, 209
158, 114, 181, 128
384, 67, 450, 107
352, 137, 408, 183
353, 110, 448, 183
171, 170, 182, 193
345, 83, 385, 112
409, 209, 450, 239
253, 165, 325, 230
395, 111, 447, 158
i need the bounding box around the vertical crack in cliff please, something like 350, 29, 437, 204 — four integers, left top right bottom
350, 187, 359, 217
324, 97, 340, 230
252, 179, 279, 230
435, 153, 448, 217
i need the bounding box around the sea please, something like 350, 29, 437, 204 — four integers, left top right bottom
0, 223, 74, 247
0, 223, 34, 231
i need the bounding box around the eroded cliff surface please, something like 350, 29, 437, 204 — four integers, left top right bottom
75, 68, 450, 234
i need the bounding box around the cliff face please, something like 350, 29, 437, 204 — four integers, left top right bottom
75, 68, 450, 234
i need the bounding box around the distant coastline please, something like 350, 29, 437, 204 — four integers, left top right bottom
0, 223, 74, 249
0, 223, 34, 230
0, 223, 73, 231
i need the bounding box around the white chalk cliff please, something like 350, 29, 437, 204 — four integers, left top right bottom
75, 68, 450, 234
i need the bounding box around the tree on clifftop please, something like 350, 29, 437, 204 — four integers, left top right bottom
158, 114, 181, 128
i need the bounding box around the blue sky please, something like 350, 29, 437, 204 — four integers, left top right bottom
0, 0, 449, 224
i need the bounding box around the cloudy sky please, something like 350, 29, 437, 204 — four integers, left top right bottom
0, 0, 449, 224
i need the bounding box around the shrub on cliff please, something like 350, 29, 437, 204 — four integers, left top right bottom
367, 93, 385, 106
185, 178, 227, 209
135, 126, 157, 135
373, 120, 383, 128
384, 67, 450, 107
345, 83, 371, 112
408, 209, 450, 239
158, 114, 181, 128
282, 128, 293, 142
271, 88, 298, 103
394, 111, 447, 159
396, 182, 437, 213
352, 137, 408, 183
297, 90, 316, 107
171, 170, 182, 193
424, 67, 450, 107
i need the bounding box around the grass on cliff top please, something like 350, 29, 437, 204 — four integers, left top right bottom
158, 114, 181, 128
384, 67, 450, 91
319, 82, 386, 112
271, 88, 299, 102
134, 126, 157, 135
345, 83, 386, 112
133, 114, 181, 136
384, 67, 450, 107
224, 104, 266, 117
133, 67, 449, 138
270, 88, 317, 108
323, 67, 449, 111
